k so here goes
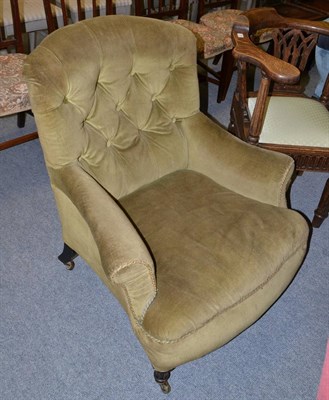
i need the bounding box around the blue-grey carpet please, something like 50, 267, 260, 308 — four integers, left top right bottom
1, 68, 328, 400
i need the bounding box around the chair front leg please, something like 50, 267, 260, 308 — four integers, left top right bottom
312, 178, 329, 228
154, 369, 172, 394
58, 242, 78, 270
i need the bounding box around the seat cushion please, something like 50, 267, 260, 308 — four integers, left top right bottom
120, 169, 307, 341
248, 96, 329, 148
172, 19, 232, 59
0, 54, 30, 117
173, 10, 244, 59
200, 9, 243, 37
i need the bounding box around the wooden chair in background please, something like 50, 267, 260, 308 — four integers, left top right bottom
0, 0, 38, 151
255, 0, 329, 21
197, 0, 242, 103
43, 0, 116, 33
229, 7, 329, 227
134, 0, 188, 19
169, 0, 243, 106
197, 0, 238, 22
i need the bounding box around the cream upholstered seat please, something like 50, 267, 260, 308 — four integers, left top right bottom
248, 97, 329, 147
24, 15, 309, 393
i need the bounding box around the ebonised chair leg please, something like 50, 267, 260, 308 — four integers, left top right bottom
58, 243, 78, 270
17, 112, 26, 128
154, 370, 172, 394
312, 178, 329, 228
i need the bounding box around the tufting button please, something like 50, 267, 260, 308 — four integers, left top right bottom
116, 103, 122, 111
151, 95, 157, 102
106, 140, 111, 147
172, 117, 176, 123
169, 64, 175, 71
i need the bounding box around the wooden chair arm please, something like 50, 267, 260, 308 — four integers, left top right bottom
244, 7, 329, 37
232, 29, 300, 85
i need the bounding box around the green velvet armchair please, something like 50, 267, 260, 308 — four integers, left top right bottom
24, 15, 309, 393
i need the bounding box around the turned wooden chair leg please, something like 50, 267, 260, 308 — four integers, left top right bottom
312, 178, 329, 228
58, 243, 78, 270
154, 370, 172, 394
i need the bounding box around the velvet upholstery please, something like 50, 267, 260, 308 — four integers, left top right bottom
24, 15, 309, 383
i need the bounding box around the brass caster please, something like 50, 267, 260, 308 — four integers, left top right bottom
65, 261, 75, 271
154, 369, 172, 394
159, 381, 171, 394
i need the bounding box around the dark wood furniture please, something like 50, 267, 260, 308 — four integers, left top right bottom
229, 7, 329, 227
257, 0, 329, 20
43, 0, 115, 33
134, 0, 188, 19
0, 0, 38, 151
197, 0, 238, 22
1, 0, 24, 52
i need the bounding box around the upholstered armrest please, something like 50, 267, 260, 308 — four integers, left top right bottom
50, 163, 156, 321
183, 113, 294, 207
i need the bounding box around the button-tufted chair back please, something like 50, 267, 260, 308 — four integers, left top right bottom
26, 15, 199, 198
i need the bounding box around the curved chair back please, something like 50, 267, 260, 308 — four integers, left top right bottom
25, 15, 199, 198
